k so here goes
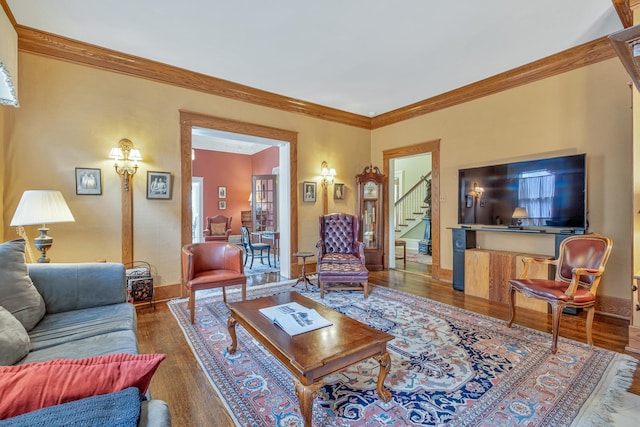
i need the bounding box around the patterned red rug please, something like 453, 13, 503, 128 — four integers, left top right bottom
169, 281, 637, 426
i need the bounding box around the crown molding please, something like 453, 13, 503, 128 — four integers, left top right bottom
16, 25, 372, 129
371, 37, 616, 129
613, 0, 633, 28
16, 25, 615, 131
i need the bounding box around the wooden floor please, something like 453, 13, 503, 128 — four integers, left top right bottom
136, 261, 640, 426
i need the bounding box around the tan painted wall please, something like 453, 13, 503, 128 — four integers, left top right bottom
372, 58, 633, 300
3, 53, 370, 286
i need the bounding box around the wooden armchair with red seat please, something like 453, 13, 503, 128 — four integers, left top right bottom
507, 233, 613, 354
203, 215, 233, 242
181, 242, 246, 323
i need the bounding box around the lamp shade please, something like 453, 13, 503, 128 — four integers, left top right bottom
512, 207, 528, 219
10, 190, 75, 226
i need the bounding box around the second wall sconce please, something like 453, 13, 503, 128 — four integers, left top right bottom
320, 161, 336, 187
108, 138, 142, 191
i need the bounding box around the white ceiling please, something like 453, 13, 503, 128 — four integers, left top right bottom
7, 1, 623, 118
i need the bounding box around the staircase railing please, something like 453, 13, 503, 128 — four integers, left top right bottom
394, 172, 431, 231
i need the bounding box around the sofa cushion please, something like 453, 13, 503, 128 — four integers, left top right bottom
0, 306, 30, 365
0, 387, 141, 426
0, 353, 165, 419
27, 303, 136, 352
0, 239, 46, 331
21, 329, 139, 364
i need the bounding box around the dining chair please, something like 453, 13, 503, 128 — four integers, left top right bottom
240, 226, 271, 269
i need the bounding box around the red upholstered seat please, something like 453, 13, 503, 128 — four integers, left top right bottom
507, 233, 612, 354
182, 242, 246, 323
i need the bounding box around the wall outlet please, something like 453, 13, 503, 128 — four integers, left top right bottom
440, 195, 447, 202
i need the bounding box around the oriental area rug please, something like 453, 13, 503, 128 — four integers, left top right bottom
168, 281, 637, 426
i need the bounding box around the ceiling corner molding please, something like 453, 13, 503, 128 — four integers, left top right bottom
0, 0, 16, 28
371, 36, 616, 129
613, 0, 633, 28
16, 25, 371, 130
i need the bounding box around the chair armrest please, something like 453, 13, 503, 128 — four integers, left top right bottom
223, 244, 244, 274
203, 229, 212, 236
519, 256, 557, 279
224, 229, 233, 237
316, 242, 325, 262
354, 241, 365, 264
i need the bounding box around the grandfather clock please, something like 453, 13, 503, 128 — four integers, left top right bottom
356, 165, 385, 271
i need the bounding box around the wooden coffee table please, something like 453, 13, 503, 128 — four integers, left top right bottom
227, 292, 393, 427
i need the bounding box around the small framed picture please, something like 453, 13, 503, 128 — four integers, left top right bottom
218, 186, 227, 199
75, 168, 102, 195
465, 195, 473, 208
147, 171, 172, 200
334, 183, 345, 200
219, 201, 227, 210
303, 181, 316, 202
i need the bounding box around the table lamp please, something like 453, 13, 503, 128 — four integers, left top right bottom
10, 190, 75, 263
512, 207, 528, 227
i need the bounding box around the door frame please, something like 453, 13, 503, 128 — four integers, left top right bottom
180, 111, 299, 282
383, 139, 441, 279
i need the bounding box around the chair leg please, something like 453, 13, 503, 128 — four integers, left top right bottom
550, 302, 563, 354
189, 290, 196, 324
267, 248, 271, 267
585, 306, 595, 348
506, 285, 516, 328
222, 287, 227, 303
363, 281, 369, 298
241, 283, 246, 301
250, 251, 255, 269
320, 281, 325, 299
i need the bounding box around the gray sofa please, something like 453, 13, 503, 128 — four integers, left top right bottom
1, 261, 171, 426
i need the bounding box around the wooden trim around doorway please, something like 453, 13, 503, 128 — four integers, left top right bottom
383, 140, 440, 279
179, 111, 299, 289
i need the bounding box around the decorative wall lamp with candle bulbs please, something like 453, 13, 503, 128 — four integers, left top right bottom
10, 190, 75, 263
320, 161, 336, 188
108, 138, 142, 191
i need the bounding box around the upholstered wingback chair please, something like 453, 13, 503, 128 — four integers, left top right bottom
316, 213, 365, 265
203, 215, 233, 242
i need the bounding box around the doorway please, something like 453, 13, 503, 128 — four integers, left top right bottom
180, 111, 299, 280
383, 139, 441, 280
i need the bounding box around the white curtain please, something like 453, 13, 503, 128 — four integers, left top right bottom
518, 173, 554, 226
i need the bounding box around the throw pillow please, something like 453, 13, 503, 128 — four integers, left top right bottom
0, 306, 30, 365
0, 239, 45, 331
0, 353, 166, 419
211, 223, 227, 235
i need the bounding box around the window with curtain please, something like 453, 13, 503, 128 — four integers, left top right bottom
518, 170, 554, 226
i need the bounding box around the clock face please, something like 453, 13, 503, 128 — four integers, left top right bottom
364, 181, 378, 199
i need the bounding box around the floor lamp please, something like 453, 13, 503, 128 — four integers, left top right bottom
10, 190, 75, 263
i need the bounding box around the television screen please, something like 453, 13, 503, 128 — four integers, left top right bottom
458, 154, 587, 230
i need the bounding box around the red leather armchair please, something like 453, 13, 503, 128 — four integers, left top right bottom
182, 242, 246, 324
203, 215, 233, 242
507, 233, 613, 354
316, 213, 365, 265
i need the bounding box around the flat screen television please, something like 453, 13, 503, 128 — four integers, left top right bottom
458, 153, 587, 231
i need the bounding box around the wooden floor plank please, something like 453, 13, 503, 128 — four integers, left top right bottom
136, 263, 640, 425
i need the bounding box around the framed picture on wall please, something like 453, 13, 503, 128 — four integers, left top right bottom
219, 201, 227, 210
218, 186, 227, 199
147, 171, 172, 199
303, 181, 316, 202
75, 167, 102, 195
465, 195, 473, 208
334, 183, 345, 200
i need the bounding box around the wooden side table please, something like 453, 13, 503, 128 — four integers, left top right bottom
292, 251, 315, 290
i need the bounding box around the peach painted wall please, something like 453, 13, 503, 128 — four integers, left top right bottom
192, 149, 252, 235
371, 58, 632, 300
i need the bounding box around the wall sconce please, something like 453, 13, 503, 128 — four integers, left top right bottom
320, 161, 336, 187
10, 190, 75, 263
512, 207, 528, 227
471, 182, 484, 199
108, 138, 142, 191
